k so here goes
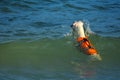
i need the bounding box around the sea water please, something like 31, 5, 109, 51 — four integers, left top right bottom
0, 0, 120, 80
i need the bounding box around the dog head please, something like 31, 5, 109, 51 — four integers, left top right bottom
71, 21, 85, 38
71, 21, 84, 28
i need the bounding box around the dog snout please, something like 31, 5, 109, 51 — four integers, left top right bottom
70, 24, 76, 31
70, 24, 73, 28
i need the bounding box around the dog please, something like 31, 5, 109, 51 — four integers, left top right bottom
71, 21, 102, 61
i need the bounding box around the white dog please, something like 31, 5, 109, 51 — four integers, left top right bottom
71, 21, 102, 61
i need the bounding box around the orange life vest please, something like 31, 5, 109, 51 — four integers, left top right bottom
76, 37, 97, 55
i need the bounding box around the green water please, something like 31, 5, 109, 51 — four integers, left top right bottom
0, 36, 120, 80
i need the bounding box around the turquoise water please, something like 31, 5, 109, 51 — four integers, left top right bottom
0, 0, 120, 80
0, 36, 120, 80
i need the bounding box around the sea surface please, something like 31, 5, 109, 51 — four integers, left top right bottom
0, 0, 120, 80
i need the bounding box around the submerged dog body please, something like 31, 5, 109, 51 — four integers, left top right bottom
71, 21, 102, 61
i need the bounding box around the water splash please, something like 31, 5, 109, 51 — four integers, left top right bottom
88, 54, 102, 61
83, 20, 96, 36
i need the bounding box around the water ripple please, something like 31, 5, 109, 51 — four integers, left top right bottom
31, 21, 58, 28
0, 0, 120, 43
64, 3, 90, 11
